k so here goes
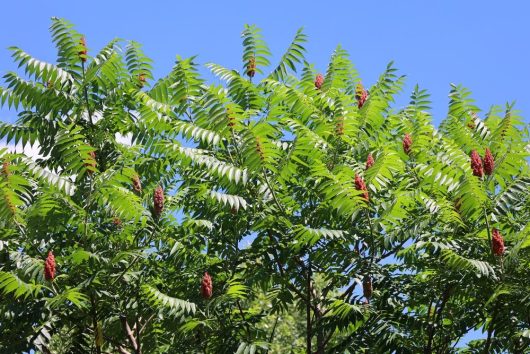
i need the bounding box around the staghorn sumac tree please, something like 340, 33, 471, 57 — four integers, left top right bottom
0, 18, 529, 354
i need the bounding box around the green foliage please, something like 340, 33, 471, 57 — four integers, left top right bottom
0, 18, 529, 354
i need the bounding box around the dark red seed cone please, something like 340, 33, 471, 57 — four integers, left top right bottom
314, 73, 324, 90
403, 134, 412, 155
113, 217, 122, 227
365, 154, 375, 170
355, 82, 368, 108
201, 272, 213, 299
132, 175, 142, 194
483, 148, 494, 175
363, 276, 372, 300
153, 185, 164, 217
44, 251, 56, 281
246, 56, 256, 78
354, 174, 369, 202
470, 150, 483, 177
79, 36, 87, 62
492, 228, 505, 256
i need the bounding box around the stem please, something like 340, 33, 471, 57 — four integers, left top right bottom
237, 299, 252, 342
265, 230, 316, 310
81, 61, 93, 125
306, 258, 312, 354
425, 285, 452, 354
265, 316, 279, 354
120, 315, 138, 352
110, 230, 156, 287
366, 209, 376, 269
90, 293, 101, 354
483, 207, 494, 259
262, 168, 285, 215
425, 297, 441, 354
306, 258, 324, 354
135, 319, 142, 354
484, 304, 498, 354
135, 224, 142, 354
315, 306, 324, 354
432, 286, 452, 352
83, 176, 93, 247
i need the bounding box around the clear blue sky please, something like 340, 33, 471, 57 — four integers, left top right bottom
1, 0, 529, 125
2, 0, 528, 347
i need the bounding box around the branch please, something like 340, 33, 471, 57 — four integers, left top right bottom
262, 168, 286, 215
120, 315, 138, 352
306, 258, 312, 354
117, 347, 132, 354
484, 304, 498, 354
483, 207, 494, 260
425, 285, 452, 353
90, 293, 101, 354
81, 61, 93, 125
139, 314, 156, 335
265, 316, 279, 354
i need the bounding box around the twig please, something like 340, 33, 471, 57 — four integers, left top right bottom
120, 315, 138, 352
262, 169, 285, 215
237, 299, 252, 341
81, 61, 94, 126
90, 293, 101, 354
306, 258, 312, 354
265, 316, 279, 354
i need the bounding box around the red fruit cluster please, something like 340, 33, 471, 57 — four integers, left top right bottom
314, 73, 324, 90
246, 56, 256, 78
492, 228, 505, 256
403, 134, 412, 155
44, 251, 56, 281
79, 37, 87, 62
355, 82, 368, 108
132, 175, 142, 194
335, 116, 344, 136
470, 150, 483, 177
483, 148, 494, 175
153, 186, 164, 217
363, 276, 372, 300
355, 174, 369, 202
201, 272, 213, 299
365, 154, 375, 170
